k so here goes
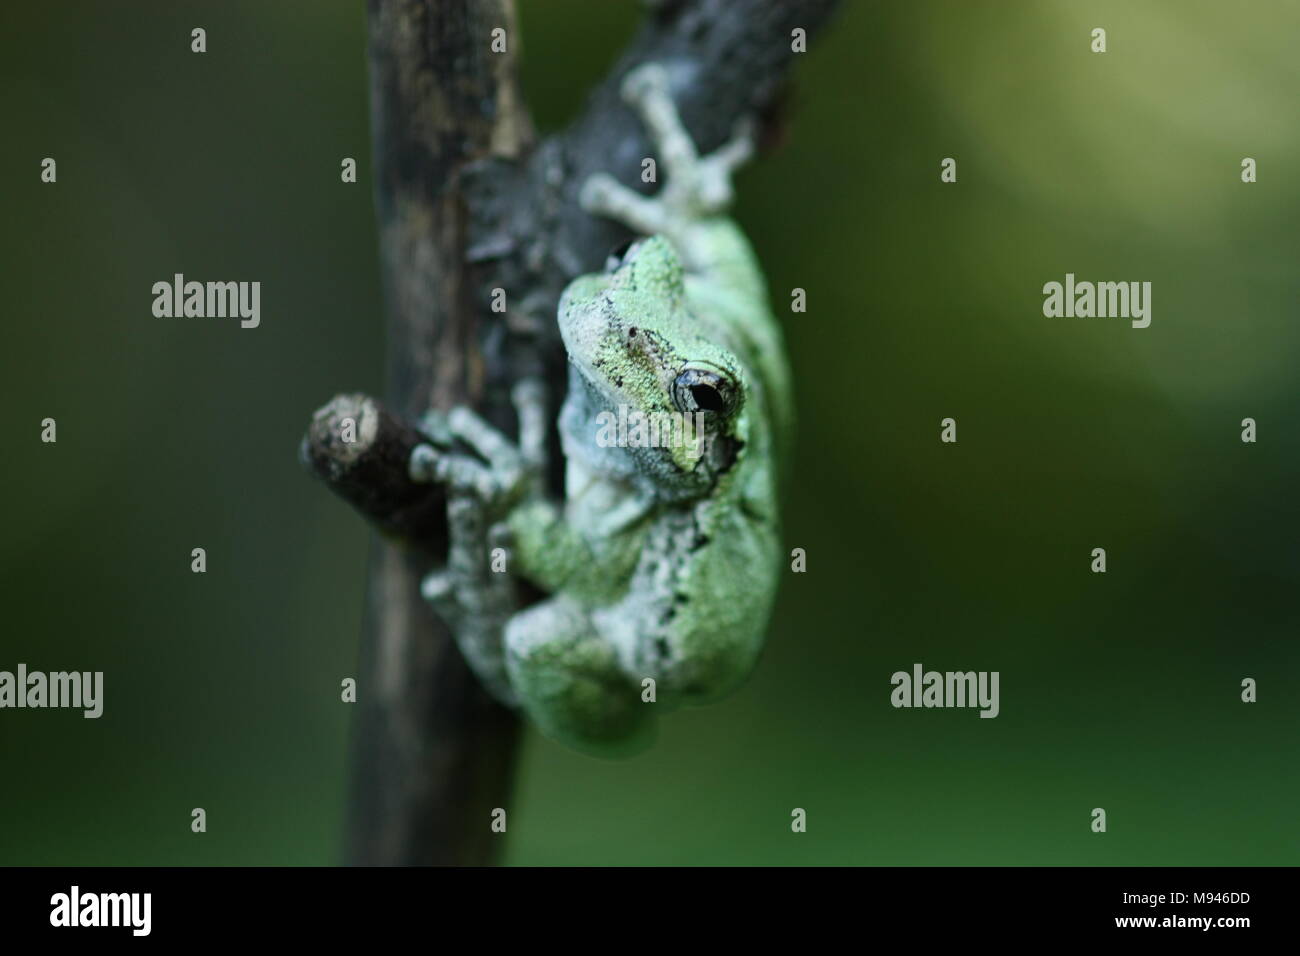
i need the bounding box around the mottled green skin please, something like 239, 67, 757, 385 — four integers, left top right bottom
502, 221, 792, 755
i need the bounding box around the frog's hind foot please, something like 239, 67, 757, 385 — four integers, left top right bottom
580, 62, 755, 232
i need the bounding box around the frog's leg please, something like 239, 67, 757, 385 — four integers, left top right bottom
504, 594, 654, 757
409, 381, 549, 707
579, 63, 754, 241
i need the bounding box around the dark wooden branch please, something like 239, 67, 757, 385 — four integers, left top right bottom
301, 393, 446, 543
343, 0, 531, 867
304, 0, 840, 866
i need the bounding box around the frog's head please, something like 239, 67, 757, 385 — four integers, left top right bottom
558, 235, 746, 487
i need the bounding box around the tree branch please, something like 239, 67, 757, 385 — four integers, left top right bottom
304, 0, 840, 866
339, 0, 530, 868
300, 394, 445, 543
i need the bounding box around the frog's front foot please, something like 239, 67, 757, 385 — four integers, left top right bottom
407, 380, 549, 707
580, 62, 754, 236
409, 380, 548, 506
409, 409, 523, 510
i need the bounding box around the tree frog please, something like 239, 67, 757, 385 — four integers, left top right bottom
410, 63, 792, 757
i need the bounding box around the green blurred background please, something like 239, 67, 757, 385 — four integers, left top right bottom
2, 0, 1297, 865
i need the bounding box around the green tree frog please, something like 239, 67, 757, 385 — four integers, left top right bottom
410, 63, 792, 757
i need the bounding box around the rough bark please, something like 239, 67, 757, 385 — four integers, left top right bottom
345, 0, 530, 868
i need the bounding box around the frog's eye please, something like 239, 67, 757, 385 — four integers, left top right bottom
673, 366, 738, 418
604, 238, 639, 272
